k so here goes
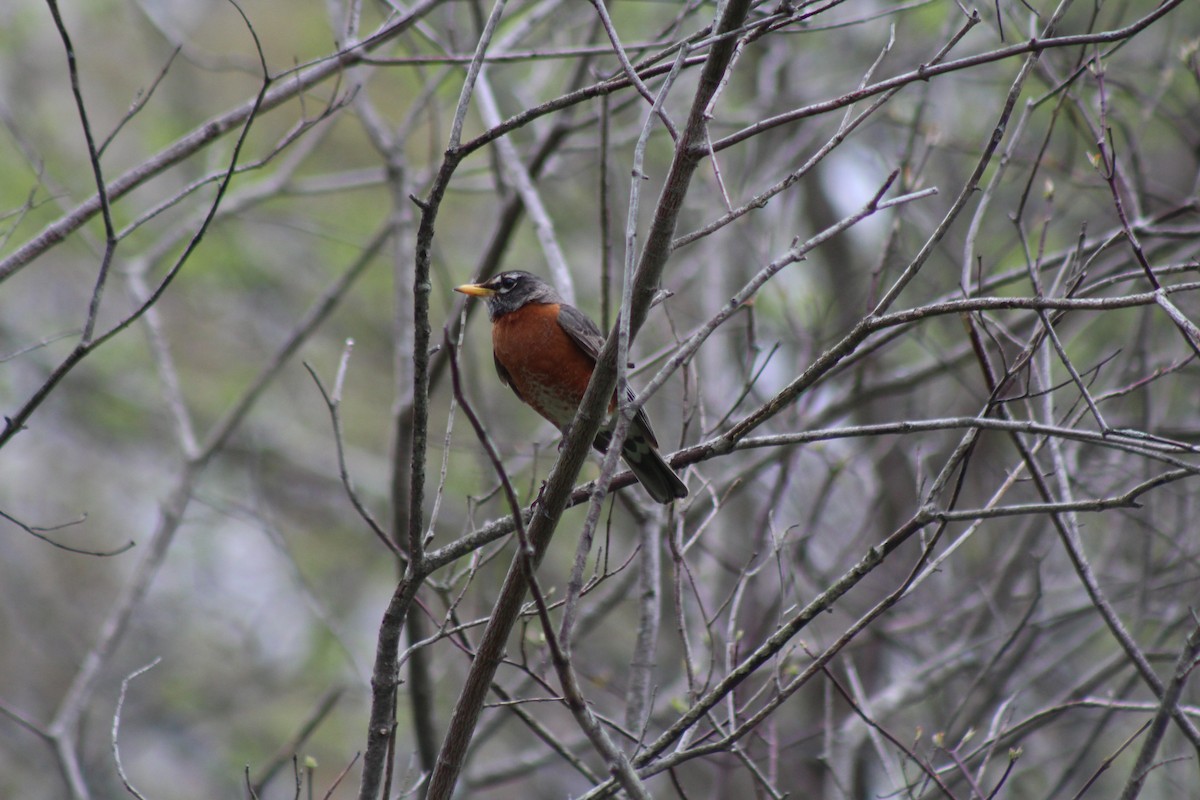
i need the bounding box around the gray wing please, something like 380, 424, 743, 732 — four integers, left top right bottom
557, 303, 659, 449
555, 303, 605, 360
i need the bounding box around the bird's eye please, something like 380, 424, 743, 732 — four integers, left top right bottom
498, 275, 517, 292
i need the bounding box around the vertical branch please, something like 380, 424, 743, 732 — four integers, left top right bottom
357, 577, 430, 800
559, 45, 689, 649
625, 512, 662, 734
43, 0, 117, 345
404, 0, 509, 562
360, 2, 512, 799
422, 3, 754, 798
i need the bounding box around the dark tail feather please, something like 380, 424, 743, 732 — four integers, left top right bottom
622, 438, 688, 504
593, 428, 687, 503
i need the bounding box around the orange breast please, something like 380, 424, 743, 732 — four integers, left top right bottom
493, 303, 596, 430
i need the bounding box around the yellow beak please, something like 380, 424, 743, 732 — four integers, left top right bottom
455, 283, 494, 297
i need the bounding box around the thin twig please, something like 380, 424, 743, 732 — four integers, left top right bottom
44, 0, 118, 346
0, 508, 132, 558
110, 658, 162, 800
303, 352, 399, 557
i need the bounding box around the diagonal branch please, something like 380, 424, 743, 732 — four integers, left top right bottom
420, 3, 755, 798
0, 0, 443, 285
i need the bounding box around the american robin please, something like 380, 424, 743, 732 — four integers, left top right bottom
455, 271, 688, 504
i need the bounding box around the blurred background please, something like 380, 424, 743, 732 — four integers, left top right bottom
1, 0, 1199, 797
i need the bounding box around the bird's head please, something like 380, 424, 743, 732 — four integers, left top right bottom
455, 271, 562, 320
